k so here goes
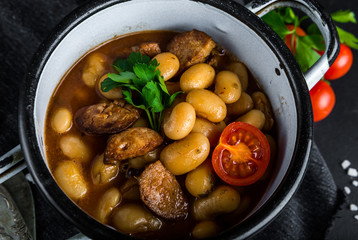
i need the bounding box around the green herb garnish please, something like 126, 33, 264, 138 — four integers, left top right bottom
262, 7, 358, 72
101, 52, 182, 132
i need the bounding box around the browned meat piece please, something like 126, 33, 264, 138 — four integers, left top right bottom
167, 29, 216, 72
114, 42, 161, 59
131, 42, 161, 58
74, 100, 140, 135
206, 48, 227, 68
104, 127, 163, 164
139, 42, 162, 57
139, 161, 189, 220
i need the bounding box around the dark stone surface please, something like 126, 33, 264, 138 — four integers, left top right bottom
0, 0, 357, 239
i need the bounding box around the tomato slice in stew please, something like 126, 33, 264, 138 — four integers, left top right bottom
212, 122, 270, 186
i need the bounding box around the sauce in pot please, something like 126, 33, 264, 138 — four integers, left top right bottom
45, 30, 277, 239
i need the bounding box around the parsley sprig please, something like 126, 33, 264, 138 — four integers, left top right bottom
262, 7, 358, 72
101, 52, 182, 132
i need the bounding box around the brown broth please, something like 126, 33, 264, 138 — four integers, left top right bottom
44, 30, 276, 240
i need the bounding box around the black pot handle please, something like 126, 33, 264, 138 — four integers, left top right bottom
245, 0, 340, 90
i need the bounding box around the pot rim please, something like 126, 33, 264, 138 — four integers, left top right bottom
18, 0, 312, 239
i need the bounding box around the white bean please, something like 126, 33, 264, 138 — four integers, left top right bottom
185, 160, 215, 197
193, 185, 240, 220
186, 89, 227, 123
98, 74, 123, 100
59, 134, 91, 162
153, 52, 180, 81
112, 203, 162, 233
226, 62, 249, 91
96, 187, 121, 223
91, 154, 119, 185
180, 63, 215, 92
82, 52, 107, 87
53, 160, 87, 200
214, 71, 242, 104
163, 102, 196, 140
226, 92, 254, 117
191, 117, 226, 147
160, 133, 210, 175
192, 220, 219, 239
51, 107, 72, 134
236, 109, 266, 130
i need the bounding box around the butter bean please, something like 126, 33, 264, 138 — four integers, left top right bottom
51, 107, 72, 134
236, 109, 265, 130
180, 63, 215, 92
226, 62, 248, 91
112, 203, 162, 234
193, 185, 240, 220
54, 160, 87, 200
185, 161, 215, 197
59, 134, 91, 162
160, 133, 210, 175
91, 154, 119, 185
96, 188, 121, 223
82, 52, 108, 87
186, 89, 227, 123
163, 102, 196, 140
191, 118, 226, 147
153, 52, 180, 81
214, 71, 242, 104
227, 92, 254, 117
98, 74, 123, 100
192, 221, 219, 239
252, 91, 274, 131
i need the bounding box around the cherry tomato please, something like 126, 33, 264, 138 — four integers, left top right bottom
324, 44, 353, 80
310, 80, 336, 122
284, 25, 306, 54
212, 122, 270, 186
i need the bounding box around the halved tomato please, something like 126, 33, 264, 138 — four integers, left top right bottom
212, 122, 270, 186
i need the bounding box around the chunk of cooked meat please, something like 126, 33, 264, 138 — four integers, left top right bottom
74, 100, 140, 135
206, 48, 227, 68
114, 42, 161, 59
139, 161, 189, 220
104, 127, 163, 164
167, 29, 216, 72
131, 42, 162, 58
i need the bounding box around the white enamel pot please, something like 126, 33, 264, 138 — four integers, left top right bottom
19, 0, 339, 239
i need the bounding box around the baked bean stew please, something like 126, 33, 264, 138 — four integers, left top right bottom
45, 30, 277, 239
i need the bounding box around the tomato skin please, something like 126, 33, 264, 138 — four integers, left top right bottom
324, 44, 353, 80
309, 80, 336, 122
212, 122, 270, 186
284, 25, 306, 54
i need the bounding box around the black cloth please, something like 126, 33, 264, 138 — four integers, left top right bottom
0, 0, 346, 239
252, 143, 345, 240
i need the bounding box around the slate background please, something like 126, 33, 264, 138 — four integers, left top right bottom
1, 0, 358, 239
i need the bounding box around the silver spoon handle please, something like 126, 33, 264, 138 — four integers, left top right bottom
0, 145, 27, 184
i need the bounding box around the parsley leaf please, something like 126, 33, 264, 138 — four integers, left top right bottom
262, 10, 291, 39
101, 78, 124, 92
336, 26, 358, 49
108, 72, 136, 83
128, 52, 151, 67
296, 36, 321, 72
142, 82, 164, 112
281, 7, 296, 24
133, 63, 156, 83
263, 7, 358, 73
331, 10, 357, 23
100, 52, 182, 132
302, 34, 325, 51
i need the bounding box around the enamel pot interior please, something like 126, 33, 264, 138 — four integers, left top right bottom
19, 0, 312, 239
